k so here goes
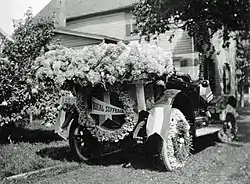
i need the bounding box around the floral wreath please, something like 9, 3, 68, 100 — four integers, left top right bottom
75, 86, 138, 142
167, 109, 192, 169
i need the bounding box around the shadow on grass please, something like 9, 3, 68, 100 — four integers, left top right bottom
37, 146, 75, 162
90, 145, 156, 171
10, 127, 63, 144
192, 133, 218, 154
235, 121, 250, 143
35, 118, 250, 172
35, 134, 221, 172
36, 143, 152, 169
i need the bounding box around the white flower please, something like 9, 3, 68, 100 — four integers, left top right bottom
52, 61, 61, 71
31, 88, 38, 94
35, 41, 174, 88
1, 100, 8, 106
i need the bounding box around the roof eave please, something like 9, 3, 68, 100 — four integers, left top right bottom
55, 28, 122, 43
0, 28, 13, 42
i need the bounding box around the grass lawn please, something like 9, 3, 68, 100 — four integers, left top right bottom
13, 114, 250, 184
0, 120, 77, 180
1, 105, 250, 183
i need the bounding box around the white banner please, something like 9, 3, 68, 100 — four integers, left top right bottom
90, 97, 125, 115
60, 96, 76, 105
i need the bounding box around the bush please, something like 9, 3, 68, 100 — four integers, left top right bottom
0, 9, 55, 141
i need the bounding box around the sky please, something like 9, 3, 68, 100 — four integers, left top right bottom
0, 0, 51, 35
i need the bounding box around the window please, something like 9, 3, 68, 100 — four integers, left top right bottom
180, 59, 188, 67
125, 23, 138, 37
194, 58, 199, 66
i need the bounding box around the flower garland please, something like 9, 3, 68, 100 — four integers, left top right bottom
75, 86, 138, 142
166, 109, 191, 169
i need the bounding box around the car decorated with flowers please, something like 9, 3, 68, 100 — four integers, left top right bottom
34, 41, 238, 171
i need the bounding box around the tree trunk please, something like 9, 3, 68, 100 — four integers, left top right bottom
29, 112, 33, 124
199, 53, 205, 80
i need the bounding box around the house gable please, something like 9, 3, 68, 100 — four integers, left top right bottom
52, 28, 121, 48
36, 0, 135, 19
0, 28, 12, 41
67, 12, 127, 40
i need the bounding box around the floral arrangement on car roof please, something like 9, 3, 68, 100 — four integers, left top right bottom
34, 41, 174, 142
34, 41, 173, 89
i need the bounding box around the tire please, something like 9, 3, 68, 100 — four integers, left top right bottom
217, 113, 237, 143
159, 108, 191, 171
69, 120, 97, 161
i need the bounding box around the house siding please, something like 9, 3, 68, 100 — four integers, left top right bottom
157, 29, 193, 55
126, 30, 193, 55
66, 12, 126, 40
65, 11, 193, 55
51, 33, 102, 49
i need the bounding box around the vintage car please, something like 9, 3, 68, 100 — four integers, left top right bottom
33, 40, 237, 171
54, 72, 238, 171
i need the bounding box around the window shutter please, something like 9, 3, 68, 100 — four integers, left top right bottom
125, 24, 131, 37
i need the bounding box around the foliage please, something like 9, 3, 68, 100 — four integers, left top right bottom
132, 0, 249, 99
34, 41, 173, 90
132, 0, 249, 52
0, 57, 32, 128
2, 8, 54, 63
0, 9, 55, 130
235, 30, 250, 106
36, 88, 73, 126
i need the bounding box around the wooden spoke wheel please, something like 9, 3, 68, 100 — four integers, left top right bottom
218, 113, 237, 143
69, 121, 98, 161
159, 108, 191, 171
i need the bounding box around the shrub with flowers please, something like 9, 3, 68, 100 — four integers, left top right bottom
34, 41, 173, 142
0, 57, 36, 143
0, 9, 55, 143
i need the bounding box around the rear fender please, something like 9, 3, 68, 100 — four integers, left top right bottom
146, 104, 172, 142
54, 95, 77, 140
146, 89, 179, 142
146, 89, 194, 142
54, 109, 76, 140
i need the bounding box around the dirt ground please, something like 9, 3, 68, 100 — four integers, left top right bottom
5, 107, 250, 184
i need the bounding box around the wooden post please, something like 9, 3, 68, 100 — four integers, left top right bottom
248, 87, 250, 104
29, 112, 33, 124
135, 82, 146, 112
103, 92, 112, 120
99, 91, 111, 124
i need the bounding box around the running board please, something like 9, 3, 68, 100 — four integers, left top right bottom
195, 126, 222, 137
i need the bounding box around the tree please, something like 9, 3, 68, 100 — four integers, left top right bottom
132, 0, 249, 100
0, 9, 55, 142
2, 9, 54, 63
132, 0, 248, 47
236, 31, 250, 107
